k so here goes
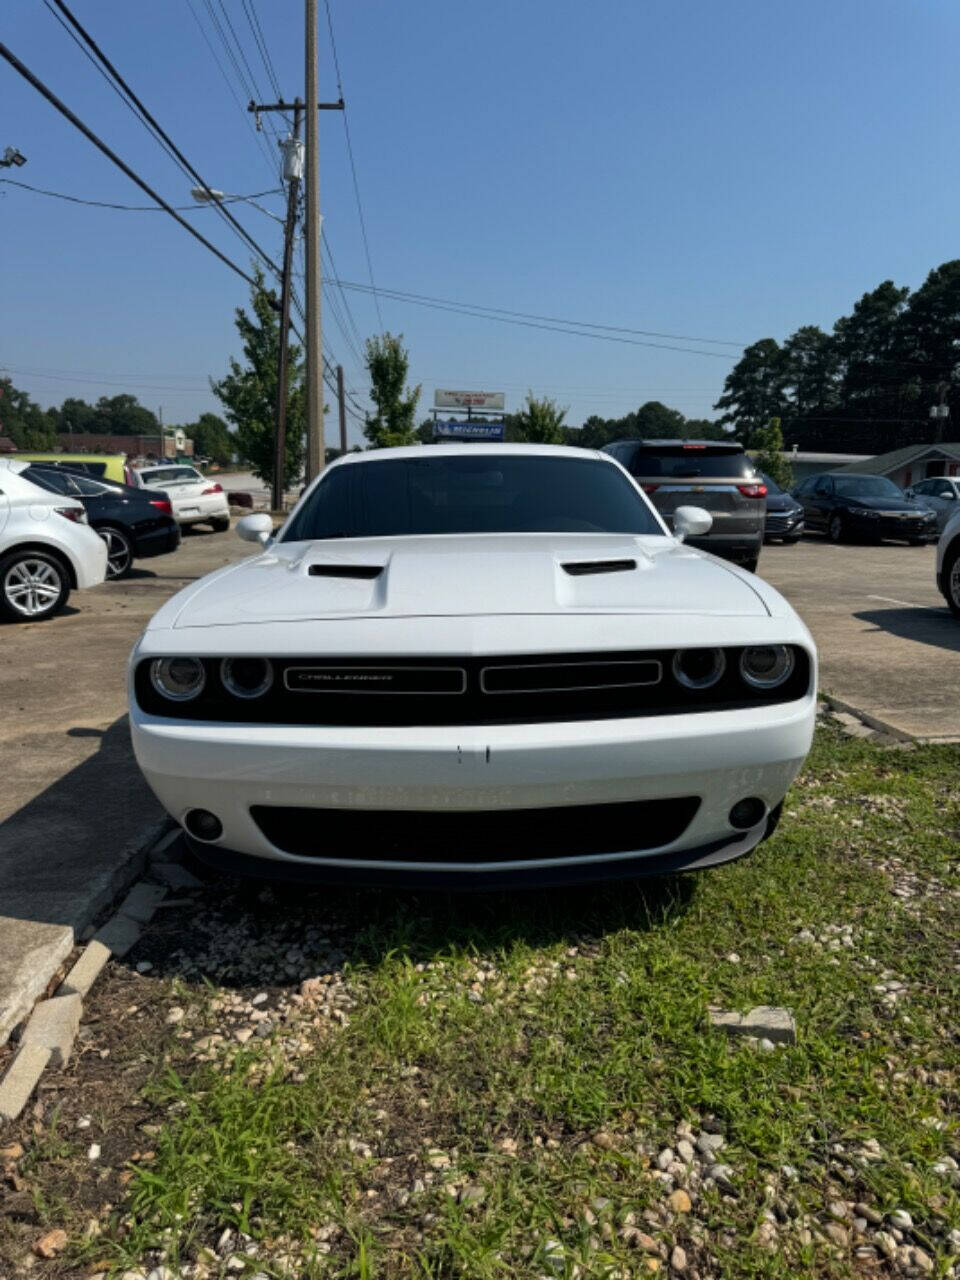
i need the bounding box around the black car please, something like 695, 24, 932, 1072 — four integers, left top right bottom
23, 465, 180, 578
759, 472, 804, 543
792, 472, 938, 545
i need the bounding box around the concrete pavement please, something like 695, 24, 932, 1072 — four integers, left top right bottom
0, 529, 250, 1044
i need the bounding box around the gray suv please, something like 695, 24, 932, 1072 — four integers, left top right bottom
602, 439, 766, 571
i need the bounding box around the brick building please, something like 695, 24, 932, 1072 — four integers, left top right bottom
53, 430, 193, 460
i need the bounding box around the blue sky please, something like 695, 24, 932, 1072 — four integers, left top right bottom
3, 0, 959, 445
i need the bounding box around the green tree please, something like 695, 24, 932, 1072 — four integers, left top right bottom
751, 417, 793, 489
780, 325, 839, 418
56, 397, 97, 435
633, 400, 686, 439
0, 379, 58, 449
512, 393, 567, 444
898, 260, 960, 441
715, 339, 787, 442
363, 333, 421, 448
211, 266, 305, 489
90, 394, 159, 436
188, 412, 235, 466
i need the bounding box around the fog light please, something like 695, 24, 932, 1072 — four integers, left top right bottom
221, 656, 273, 699
184, 808, 223, 842
729, 797, 767, 830
672, 647, 726, 690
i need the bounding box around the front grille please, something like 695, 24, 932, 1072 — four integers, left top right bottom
134, 647, 811, 726
250, 796, 700, 863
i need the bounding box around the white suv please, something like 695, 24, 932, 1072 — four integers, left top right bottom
936, 507, 960, 619
132, 464, 230, 531
0, 459, 107, 622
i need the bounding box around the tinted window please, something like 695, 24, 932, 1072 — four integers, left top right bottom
834, 476, 902, 498
141, 467, 200, 484
24, 466, 78, 495
814, 476, 833, 496
72, 476, 110, 496
630, 447, 756, 479
283, 455, 665, 541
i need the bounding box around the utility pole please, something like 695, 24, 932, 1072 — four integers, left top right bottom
337, 363, 347, 453
304, 0, 344, 481
249, 96, 304, 511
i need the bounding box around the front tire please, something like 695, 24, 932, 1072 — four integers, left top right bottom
827, 513, 845, 543
944, 544, 960, 620
98, 525, 134, 579
0, 549, 70, 622
210, 516, 230, 533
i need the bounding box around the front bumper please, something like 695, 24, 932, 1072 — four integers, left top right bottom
134, 521, 181, 560
130, 697, 815, 882
850, 512, 936, 540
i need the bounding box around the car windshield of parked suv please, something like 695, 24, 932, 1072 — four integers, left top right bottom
283, 454, 666, 540
833, 476, 903, 499
633, 447, 758, 479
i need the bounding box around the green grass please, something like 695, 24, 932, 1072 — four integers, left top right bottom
80, 726, 960, 1276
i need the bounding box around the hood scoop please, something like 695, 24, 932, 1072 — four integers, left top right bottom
562, 558, 637, 576
308, 563, 383, 580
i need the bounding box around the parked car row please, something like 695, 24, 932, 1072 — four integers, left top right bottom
0, 454, 233, 622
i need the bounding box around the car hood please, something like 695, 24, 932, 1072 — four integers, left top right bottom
157, 534, 772, 629
842, 494, 929, 512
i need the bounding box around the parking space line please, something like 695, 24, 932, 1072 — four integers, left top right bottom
867, 594, 939, 611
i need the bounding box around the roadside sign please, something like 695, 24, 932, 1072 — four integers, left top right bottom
433, 420, 505, 441
434, 390, 505, 411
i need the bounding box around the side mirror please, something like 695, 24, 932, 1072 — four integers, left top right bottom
944, 491, 957, 501
236, 512, 274, 546
673, 505, 713, 541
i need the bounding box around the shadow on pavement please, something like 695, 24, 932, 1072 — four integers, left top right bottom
853, 606, 960, 652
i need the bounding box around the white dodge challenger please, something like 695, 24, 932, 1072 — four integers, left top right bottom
129, 444, 817, 887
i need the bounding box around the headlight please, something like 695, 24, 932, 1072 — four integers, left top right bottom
740, 646, 795, 689
150, 656, 206, 701
672, 648, 726, 690
221, 657, 273, 699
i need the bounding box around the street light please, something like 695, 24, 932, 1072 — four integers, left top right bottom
189, 186, 284, 226
1, 146, 27, 168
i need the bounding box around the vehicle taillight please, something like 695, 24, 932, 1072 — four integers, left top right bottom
737, 483, 767, 499
681, 444, 707, 450
55, 505, 88, 525
149, 498, 173, 514
642, 483, 660, 494
202, 483, 223, 495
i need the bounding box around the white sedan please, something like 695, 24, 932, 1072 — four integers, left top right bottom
132, 464, 230, 531
0, 458, 107, 621
129, 445, 817, 887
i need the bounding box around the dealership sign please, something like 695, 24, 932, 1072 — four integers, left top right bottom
434, 389, 505, 411
433, 419, 505, 441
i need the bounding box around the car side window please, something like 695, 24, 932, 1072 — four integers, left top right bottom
813, 476, 833, 496
25, 467, 77, 495
73, 476, 109, 496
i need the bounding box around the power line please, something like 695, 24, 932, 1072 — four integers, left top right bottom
0, 176, 282, 213
316, 277, 738, 360
183, 0, 279, 180
322, 0, 383, 332
196, 0, 279, 179
47, 0, 282, 279
241, 0, 282, 101
0, 40, 258, 288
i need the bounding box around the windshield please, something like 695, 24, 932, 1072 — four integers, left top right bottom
834, 476, 903, 499
633, 448, 757, 479
141, 466, 202, 484
282, 454, 665, 541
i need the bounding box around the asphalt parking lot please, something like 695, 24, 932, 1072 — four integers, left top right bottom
759, 536, 959, 742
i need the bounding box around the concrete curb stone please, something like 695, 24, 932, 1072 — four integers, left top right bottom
20, 993, 82, 1068
59, 941, 112, 999
0, 1044, 53, 1122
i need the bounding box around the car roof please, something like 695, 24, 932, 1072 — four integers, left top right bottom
329, 443, 606, 467
605, 438, 744, 451
823, 471, 895, 480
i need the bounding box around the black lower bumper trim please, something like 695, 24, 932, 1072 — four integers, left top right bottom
184, 824, 766, 890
